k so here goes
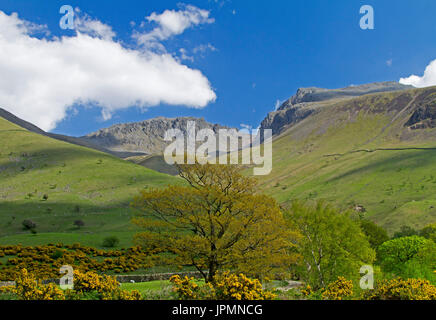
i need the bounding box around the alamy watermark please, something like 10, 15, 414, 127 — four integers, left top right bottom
59, 5, 75, 30
359, 265, 374, 290
163, 121, 272, 175
360, 5, 374, 30
60, 265, 74, 290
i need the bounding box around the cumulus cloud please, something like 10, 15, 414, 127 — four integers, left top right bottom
0, 10, 216, 131
75, 13, 116, 40
399, 59, 436, 88
134, 5, 214, 46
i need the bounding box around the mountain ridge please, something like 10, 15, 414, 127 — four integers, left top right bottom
261, 81, 413, 136
255, 84, 436, 233
81, 116, 241, 155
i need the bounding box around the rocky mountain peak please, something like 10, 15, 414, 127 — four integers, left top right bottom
81, 116, 236, 155
262, 82, 413, 135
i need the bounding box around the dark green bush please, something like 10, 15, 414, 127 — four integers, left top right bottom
102, 236, 120, 248
22, 220, 36, 230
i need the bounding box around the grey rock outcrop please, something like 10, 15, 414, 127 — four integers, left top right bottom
81, 117, 240, 155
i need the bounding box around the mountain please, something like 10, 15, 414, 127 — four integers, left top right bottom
0, 108, 144, 159
0, 109, 242, 173
255, 84, 436, 233
3, 81, 436, 235
0, 115, 178, 246
260, 82, 412, 135
81, 117, 243, 155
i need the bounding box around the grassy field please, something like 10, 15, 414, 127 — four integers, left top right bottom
0, 117, 179, 246
0, 231, 138, 248
121, 280, 172, 292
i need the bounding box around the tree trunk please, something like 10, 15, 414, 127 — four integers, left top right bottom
207, 243, 218, 283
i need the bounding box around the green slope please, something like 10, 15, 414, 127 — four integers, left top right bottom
257, 86, 436, 234
126, 154, 179, 176
0, 117, 179, 246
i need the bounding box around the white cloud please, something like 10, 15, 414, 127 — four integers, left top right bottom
0, 10, 216, 131
386, 59, 392, 67
75, 13, 116, 40
134, 5, 214, 46
400, 59, 436, 88
193, 43, 217, 53
179, 48, 194, 62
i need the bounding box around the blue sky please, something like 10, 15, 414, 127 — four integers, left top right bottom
1, 0, 436, 136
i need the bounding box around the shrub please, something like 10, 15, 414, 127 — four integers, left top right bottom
170, 275, 202, 300
393, 226, 417, 239
419, 223, 436, 242
22, 220, 36, 231
73, 220, 85, 229
50, 249, 64, 260
72, 270, 141, 300
210, 272, 276, 300
5, 269, 141, 301
14, 269, 65, 300
170, 272, 276, 300
321, 277, 353, 300
362, 278, 436, 300
400, 241, 436, 282
359, 219, 389, 249
378, 236, 431, 276
102, 236, 120, 248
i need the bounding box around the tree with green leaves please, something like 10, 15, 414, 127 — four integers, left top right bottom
393, 225, 417, 239
284, 201, 375, 289
419, 223, 436, 242
132, 163, 299, 282
359, 219, 389, 249
378, 235, 435, 281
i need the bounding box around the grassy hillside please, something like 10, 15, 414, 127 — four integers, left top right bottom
256, 86, 436, 234
0, 117, 179, 246
126, 154, 179, 176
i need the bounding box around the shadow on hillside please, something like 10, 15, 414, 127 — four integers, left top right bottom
326, 149, 436, 183
0, 199, 145, 237
0, 145, 172, 182
0, 145, 113, 174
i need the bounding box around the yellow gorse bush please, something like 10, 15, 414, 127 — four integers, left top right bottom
170, 275, 201, 300
0, 285, 14, 294
210, 272, 276, 300
362, 278, 436, 300
170, 272, 276, 300
73, 270, 141, 300
13, 269, 65, 300
321, 277, 353, 300
0, 244, 155, 281
4, 269, 141, 300
300, 284, 313, 297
